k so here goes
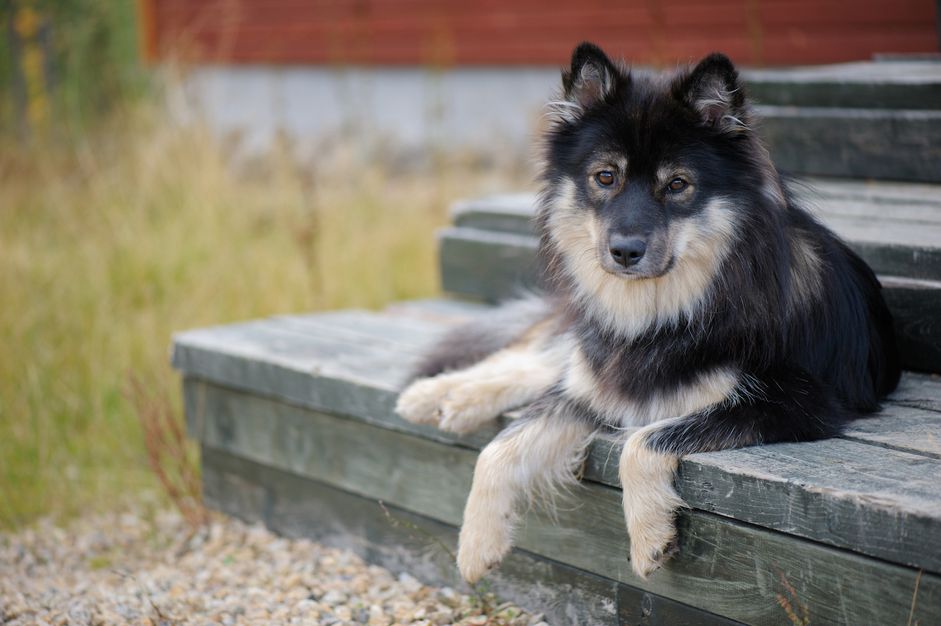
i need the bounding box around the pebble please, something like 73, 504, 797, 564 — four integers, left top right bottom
0, 510, 544, 625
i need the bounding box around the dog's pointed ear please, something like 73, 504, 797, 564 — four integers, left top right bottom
675, 53, 748, 132
561, 42, 618, 110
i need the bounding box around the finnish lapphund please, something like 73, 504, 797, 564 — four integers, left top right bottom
396, 42, 900, 582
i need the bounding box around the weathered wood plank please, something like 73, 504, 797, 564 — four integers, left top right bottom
741, 61, 941, 110
882, 276, 941, 374
186, 380, 941, 577
173, 318, 414, 422
438, 227, 540, 300
190, 390, 941, 625
616, 585, 743, 626
437, 228, 941, 373
892, 372, 941, 413
807, 198, 941, 225
273, 310, 447, 355
438, 228, 541, 300
386, 298, 492, 318
202, 446, 741, 626
845, 242, 941, 283
842, 403, 941, 459
807, 177, 941, 208
756, 106, 941, 183
587, 434, 941, 571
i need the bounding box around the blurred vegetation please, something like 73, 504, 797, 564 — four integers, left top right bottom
0, 2, 517, 528
1, 0, 145, 137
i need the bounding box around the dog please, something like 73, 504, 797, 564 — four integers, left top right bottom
396, 42, 901, 582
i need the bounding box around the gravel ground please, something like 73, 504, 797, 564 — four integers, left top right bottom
0, 510, 544, 626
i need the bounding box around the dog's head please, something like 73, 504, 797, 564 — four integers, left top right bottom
541, 43, 781, 286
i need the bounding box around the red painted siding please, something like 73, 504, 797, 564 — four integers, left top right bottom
143, 0, 940, 67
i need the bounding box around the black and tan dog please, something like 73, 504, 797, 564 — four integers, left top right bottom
397, 42, 900, 582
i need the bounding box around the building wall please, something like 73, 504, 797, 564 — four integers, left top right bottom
143, 0, 939, 68
174, 65, 560, 160
148, 1, 940, 158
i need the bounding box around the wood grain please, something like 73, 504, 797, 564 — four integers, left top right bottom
757, 106, 941, 183
191, 393, 941, 625
185, 376, 941, 574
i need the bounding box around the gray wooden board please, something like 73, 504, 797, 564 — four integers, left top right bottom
847, 242, 941, 284
893, 372, 941, 413
188, 393, 941, 625
806, 177, 941, 207
842, 403, 941, 459
202, 446, 741, 626
185, 378, 941, 575
755, 106, 941, 183
437, 228, 941, 373
438, 227, 540, 301
450, 188, 941, 282
882, 277, 941, 373
438, 228, 542, 301
741, 61, 941, 110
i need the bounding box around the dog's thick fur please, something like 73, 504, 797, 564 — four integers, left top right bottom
396, 43, 901, 582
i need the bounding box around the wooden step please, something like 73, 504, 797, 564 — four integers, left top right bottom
742, 61, 941, 110
739, 61, 941, 182
172, 300, 941, 625
756, 106, 941, 183
442, 187, 941, 373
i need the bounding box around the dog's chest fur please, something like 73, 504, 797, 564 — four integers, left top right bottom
558, 314, 740, 429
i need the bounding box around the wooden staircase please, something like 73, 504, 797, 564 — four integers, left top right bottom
173, 61, 941, 625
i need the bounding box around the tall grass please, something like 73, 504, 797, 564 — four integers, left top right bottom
0, 103, 520, 528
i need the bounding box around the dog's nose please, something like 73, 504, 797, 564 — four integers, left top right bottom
609, 235, 647, 267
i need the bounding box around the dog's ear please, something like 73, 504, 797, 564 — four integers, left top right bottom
674, 53, 748, 132
561, 42, 618, 111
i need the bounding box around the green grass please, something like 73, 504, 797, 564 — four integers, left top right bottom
0, 105, 519, 529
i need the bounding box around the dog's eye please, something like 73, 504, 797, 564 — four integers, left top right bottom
595, 171, 615, 187
667, 178, 688, 193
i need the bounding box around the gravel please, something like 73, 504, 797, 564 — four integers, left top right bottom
0, 510, 545, 626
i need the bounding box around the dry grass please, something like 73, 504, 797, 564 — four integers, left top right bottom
126, 374, 207, 529
0, 103, 521, 529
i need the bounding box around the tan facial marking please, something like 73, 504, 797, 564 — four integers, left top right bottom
550, 193, 737, 339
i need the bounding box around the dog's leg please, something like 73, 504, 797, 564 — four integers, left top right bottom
620, 367, 847, 578
619, 421, 687, 578
396, 344, 561, 434
457, 400, 596, 583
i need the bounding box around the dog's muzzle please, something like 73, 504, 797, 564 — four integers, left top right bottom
608, 234, 647, 268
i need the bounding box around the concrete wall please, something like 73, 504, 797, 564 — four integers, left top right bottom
176, 65, 562, 161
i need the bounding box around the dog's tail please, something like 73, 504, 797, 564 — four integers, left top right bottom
411, 295, 554, 380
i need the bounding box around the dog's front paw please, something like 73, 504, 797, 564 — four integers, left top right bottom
395, 377, 446, 426
620, 432, 685, 579
457, 519, 512, 584
438, 384, 497, 434
628, 513, 679, 578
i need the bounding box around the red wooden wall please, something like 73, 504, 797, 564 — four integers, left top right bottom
139, 0, 940, 67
